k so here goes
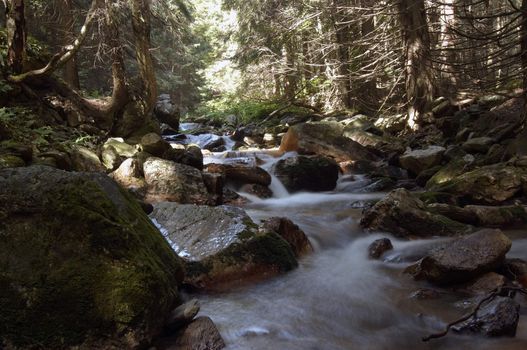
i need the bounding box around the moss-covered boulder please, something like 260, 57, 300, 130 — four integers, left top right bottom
0, 166, 184, 349
273, 155, 339, 192
151, 203, 298, 290
360, 189, 473, 238
429, 163, 527, 204
425, 156, 475, 188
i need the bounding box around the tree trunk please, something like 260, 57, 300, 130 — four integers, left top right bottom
398, 0, 434, 129
332, 0, 353, 108
521, 0, 527, 129
438, 0, 457, 96
130, 0, 157, 114
57, 0, 80, 89
5, 0, 26, 74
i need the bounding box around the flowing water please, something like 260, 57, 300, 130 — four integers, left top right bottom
170, 134, 527, 349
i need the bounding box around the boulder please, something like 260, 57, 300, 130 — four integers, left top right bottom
279, 122, 378, 163
154, 94, 180, 131
143, 157, 211, 205
360, 189, 473, 238
429, 164, 527, 204
463, 205, 527, 227
453, 297, 520, 337
100, 144, 122, 171
141, 132, 171, 158
205, 163, 271, 186
406, 229, 511, 285
399, 146, 446, 176
239, 183, 273, 199
158, 317, 225, 350
368, 238, 393, 259
165, 299, 200, 333
69, 145, 105, 172
102, 137, 138, 158
500, 259, 527, 287
273, 155, 339, 192
425, 156, 475, 188
261, 217, 313, 257
110, 158, 148, 198
463, 137, 495, 154
461, 272, 506, 296
151, 203, 298, 289
0, 166, 184, 349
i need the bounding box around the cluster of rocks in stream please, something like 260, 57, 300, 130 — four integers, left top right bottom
4, 92, 527, 347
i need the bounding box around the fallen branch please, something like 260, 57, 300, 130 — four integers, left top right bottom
422, 286, 527, 342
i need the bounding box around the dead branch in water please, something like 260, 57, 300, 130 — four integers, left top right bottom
422, 286, 527, 342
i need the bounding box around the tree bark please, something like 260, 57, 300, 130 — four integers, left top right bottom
398, 0, 434, 129
57, 0, 80, 89
130, 0, 157, 114
5, 0, 26, 74
332, 0, 353, 108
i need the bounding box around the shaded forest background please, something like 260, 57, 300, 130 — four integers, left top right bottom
2, 0, 527, 129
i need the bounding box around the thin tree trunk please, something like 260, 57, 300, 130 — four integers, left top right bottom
5, 0, 26, 74
332, 0, 353, 108
58, 0, 80, 89
398, 0, 434, 129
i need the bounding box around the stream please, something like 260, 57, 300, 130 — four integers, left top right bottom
173, 125, 527, 350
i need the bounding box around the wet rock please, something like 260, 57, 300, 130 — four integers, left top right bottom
463, 137, 495, 154
359, 177, 396, 193
182, 144, 204, 170
429, 164, 527, 204
240, 183, 273, 199
0, 166, 184, 349
202, 172, 224, 205
69, 145, 105, 172
143, 157, 211, 204
453, 297, 520, 337
261, 217, 313, 257
410, 288, 442, 300
500, 259, 527, 287
461, 272, 506, 296
368, 238, 393, 259
274, 155, 339, 192
360, 189, 473, 238
141, 132, 171, 158
166, 299, 200, 333
154, 94, 180, 130
161, 316, 225, 350
406, 229, 511, 285
399, 146, 446, 176
206, 163, 271, 186
279, 122, 378, 163
151, 203, 297, 289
